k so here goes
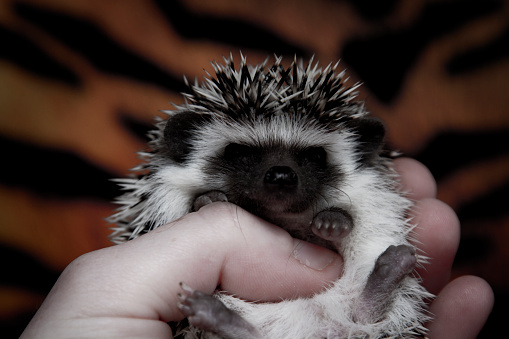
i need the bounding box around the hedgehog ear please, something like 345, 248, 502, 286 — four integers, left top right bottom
348, 117, 386, 163
164, 111, 209, 163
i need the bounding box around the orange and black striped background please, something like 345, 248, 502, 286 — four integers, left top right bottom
1, 0, 508, 337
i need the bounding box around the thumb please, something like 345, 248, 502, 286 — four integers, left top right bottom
124, 202, 343, 319
208, 203, 343, 301
25, 202, 343, 329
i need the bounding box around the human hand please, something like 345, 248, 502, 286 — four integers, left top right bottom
20, 194, 344, 338
394, 157, 493, 338
21, 158, 493, 338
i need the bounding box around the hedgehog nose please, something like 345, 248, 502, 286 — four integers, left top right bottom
264, 166, 298, 186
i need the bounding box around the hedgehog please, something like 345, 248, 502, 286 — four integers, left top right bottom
108, 55, 433, 338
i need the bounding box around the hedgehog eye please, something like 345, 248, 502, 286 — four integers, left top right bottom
224, 143, 255, 161
300, 147, 327, 167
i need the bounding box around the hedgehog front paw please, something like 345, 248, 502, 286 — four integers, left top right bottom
311, 208, 353, 241
177, 282, 262, 339
193, 191, 228, 211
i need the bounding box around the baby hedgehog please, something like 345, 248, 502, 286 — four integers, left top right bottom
109, 55, 432, 338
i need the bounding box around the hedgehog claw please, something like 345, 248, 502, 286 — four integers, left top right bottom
311, 208, 353, 241
193, 191, 228, 211
177, 282, 262, 339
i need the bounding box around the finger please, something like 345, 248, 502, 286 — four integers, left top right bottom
216, 205, 343, 301
410, 198, 460, 295
36, 202, 343, 324
427, 275, 494, 338
393, 157, 437, 200
174, 203, 343, 302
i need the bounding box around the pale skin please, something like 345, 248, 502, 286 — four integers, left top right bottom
21, 158, 494, 339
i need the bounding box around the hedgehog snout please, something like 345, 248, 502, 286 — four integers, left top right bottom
264, 166, 298, 186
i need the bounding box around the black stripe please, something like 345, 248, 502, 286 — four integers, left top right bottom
14, 2, 187, 93
0, 244, 60, 338
343, 0, 400, 21
453, 233, 493, 265
0, 135, 120, 200
412, 129, 509, 182
457, 182, 509, 221
0, 244, 59, 293
342, 0, 502, 103
0, 24, 80, 86
447, 25, 509, 75
118, 112, 154, 143
154, 0, 310, 57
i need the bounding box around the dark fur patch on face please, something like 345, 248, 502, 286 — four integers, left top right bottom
203, 142, 342, 224
347, 117, 386, 165
164, 111, 211, 163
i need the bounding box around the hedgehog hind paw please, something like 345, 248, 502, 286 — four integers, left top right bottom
177, 282, 263, 339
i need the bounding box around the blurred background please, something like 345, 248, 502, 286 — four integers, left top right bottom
0, 0, 507, 337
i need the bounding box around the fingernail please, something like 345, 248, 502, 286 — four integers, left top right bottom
293, 239, 338, 271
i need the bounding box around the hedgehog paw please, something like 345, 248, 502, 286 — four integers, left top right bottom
193, 191, 228, 211
177, 282, 262, 339
354, 245, 417, 323
311, 208, 353, 241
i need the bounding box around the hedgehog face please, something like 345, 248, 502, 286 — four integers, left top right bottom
207, 142, 336, 216
163, 109, 352, 236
